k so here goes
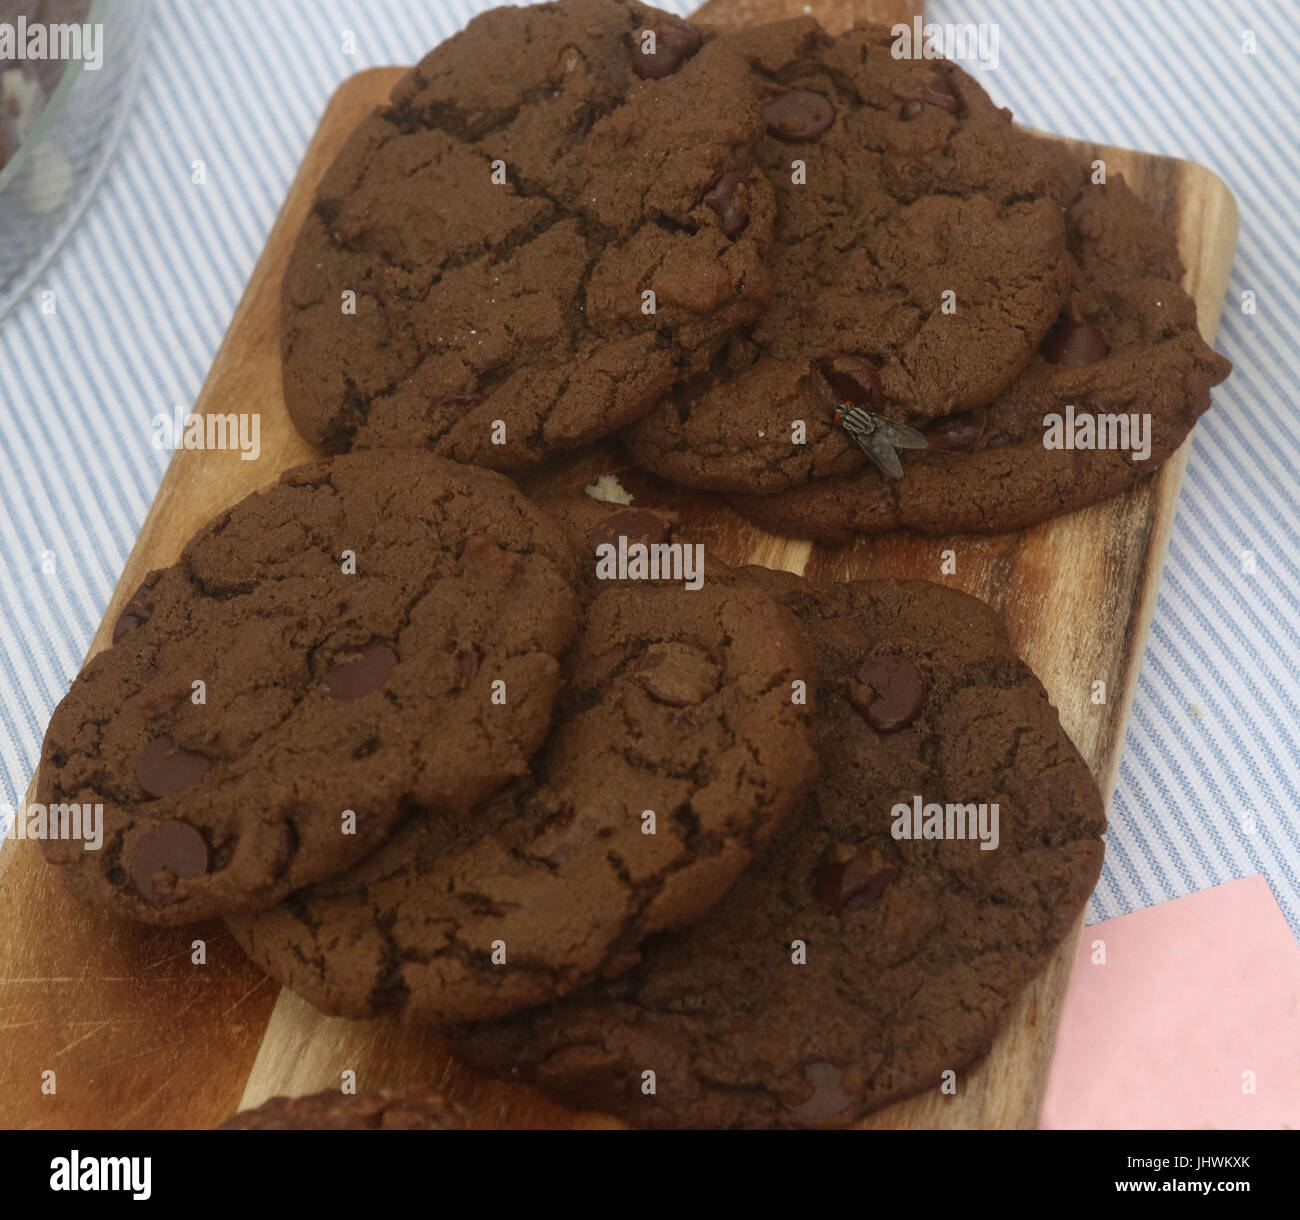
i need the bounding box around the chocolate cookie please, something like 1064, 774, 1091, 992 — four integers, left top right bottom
729, 159, 1233, 540
282, 0, 776, 470
38, 451, 581, 924
220, 1088, 467, 1130
447, 573, 1106, 1128
228, 577, 818, 1023
624, 18, 1072, 493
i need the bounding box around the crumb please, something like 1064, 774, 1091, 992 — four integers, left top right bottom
584, 474, 633, 506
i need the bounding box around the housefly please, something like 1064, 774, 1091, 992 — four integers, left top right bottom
832, 405, 928, 479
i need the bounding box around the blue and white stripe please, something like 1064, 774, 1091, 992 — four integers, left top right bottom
1, 0, 1296, 938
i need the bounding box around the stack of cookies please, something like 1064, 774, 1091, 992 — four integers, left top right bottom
39, 451, 1104, 1128
39, 0, 1223, 1127
279, 0, 1229, 541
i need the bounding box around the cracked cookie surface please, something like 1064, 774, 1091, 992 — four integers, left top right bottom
446, 572, 1105, 1128
227, 577, 818, 1024
37, 451, 581, 924
624, 18, 1071, 493
281, 0, 775, 470
730, 157, 1233, 540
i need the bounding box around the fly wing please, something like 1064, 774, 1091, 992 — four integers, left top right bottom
863, 429, 905, 479
875, 418, 929, 451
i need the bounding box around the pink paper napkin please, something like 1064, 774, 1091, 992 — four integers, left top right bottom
1042, 875, 1300, 1129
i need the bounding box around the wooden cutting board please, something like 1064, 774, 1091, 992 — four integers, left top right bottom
0, 0, 1237, 1130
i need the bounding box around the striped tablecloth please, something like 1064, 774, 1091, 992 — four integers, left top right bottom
1, 0, 1296, 942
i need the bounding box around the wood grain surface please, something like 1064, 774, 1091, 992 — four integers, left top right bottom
0, 0, 1237, 1130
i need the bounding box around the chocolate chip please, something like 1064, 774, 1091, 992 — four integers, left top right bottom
817, 352, 883, 408
924, 409, 986, 452
427, 391, 485, 418
814, 846, 898, 912
586, 511, 670, 555
463, 534, 521, 574
1041, 317, 1110, 366
113, 610, 148, 644
324, 643, 398, 701
481, 899, 523, 917
847, 655, 927, 733
136, 735, 211, 798
631, 22, 702, 80
129, 820, 209, 903
900, 71, 963, 120
545, 841, 576, 867
635, 643, 720, 707
763, 90, 836, 142
112, 580, 155, 644
540, 810, 581, 867
922, 74, 962, 113
703, 170, 750, 237
457, 648, 480, 681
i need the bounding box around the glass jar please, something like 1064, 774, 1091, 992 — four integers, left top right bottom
0, 0, 152, 320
